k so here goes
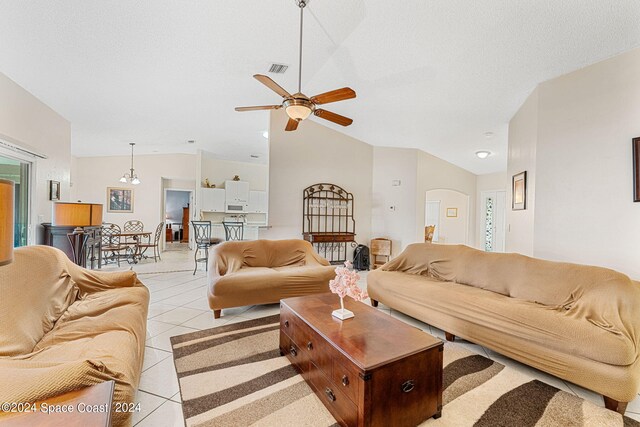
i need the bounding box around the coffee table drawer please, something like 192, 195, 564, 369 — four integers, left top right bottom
331, 358, 360, 404
309, 362, 357, 427
280, 330, 306, 374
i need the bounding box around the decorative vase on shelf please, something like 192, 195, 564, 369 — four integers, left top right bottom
330, 261, 368, 321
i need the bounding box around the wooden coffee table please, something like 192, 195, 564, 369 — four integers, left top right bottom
280, 293, 443, 427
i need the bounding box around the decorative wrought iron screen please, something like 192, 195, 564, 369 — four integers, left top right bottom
302, 183, 356, 263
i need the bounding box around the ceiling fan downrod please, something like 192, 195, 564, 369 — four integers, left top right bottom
295, 0, 309, 94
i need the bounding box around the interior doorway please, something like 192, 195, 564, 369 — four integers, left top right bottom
0, 153, 32, 247
425, 189, 470, 244
480, 190, 506, 252
164, 189, 193, 251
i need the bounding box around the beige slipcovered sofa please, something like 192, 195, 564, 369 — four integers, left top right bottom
0, 246, 149, 427
208, 239, 336, 318
367, 243, 640, 413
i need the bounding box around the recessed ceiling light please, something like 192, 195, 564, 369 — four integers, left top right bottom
262, 131, 269, 139
187, 140, 196, 144
484, 132, 494, 138
476, 150, 491, 159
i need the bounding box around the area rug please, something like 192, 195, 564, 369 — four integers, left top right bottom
170, 315, 639, 427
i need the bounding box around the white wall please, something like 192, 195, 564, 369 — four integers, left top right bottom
507, 47, 640, 279
371, 148, 418, 256
200, 153, 268, 191
0, 72, 71, 243
166, 190, 190, 223
506, 88, 538, 256
426, 189, 469, 244
264, 110, 373, 258
372, 147, 477, 256
73, 154, 196, 230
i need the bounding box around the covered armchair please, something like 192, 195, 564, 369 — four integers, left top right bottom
208, 239, 337, 318
0, 246, 149, 427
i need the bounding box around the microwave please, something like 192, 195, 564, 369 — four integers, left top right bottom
226, 204, 246, 213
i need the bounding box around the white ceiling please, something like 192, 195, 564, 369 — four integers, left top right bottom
0, 1, 639, 173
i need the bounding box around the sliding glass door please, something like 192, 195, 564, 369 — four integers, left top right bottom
0, 155, 31, 247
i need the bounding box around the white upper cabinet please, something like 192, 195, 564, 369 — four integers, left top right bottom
225, 180, 250, 211
248, 191, 268, 213
200, 188, 226, 212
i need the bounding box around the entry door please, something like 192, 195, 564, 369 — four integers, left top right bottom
481, 191, 506, 252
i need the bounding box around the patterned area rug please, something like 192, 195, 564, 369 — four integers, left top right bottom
170, 315, 639, 427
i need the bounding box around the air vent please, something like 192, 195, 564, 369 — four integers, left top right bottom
268, 63, 289, 74
250, 154, 260, 159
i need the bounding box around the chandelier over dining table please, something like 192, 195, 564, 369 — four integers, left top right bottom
120, 142, 141, 185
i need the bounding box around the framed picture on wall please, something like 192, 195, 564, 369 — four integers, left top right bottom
634, 137, 640, 202
49, 180, 60, 201
446, 207, 458, 218
107, 187, 134, 213
512, 171, 527, 210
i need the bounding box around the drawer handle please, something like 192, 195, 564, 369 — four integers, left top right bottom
307, 341, 313, 350
325, 387, 336, 402
290, 346, 297, 357
402, 380, 415, 393
342, 375, 349, 387
284, 320, 289, 328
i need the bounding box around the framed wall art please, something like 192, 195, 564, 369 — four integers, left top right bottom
107, 187, 134, 213
446, 207, 458, 218
634, 137, 640, 202
512, 171, 527, 210
49, 180, 60, 201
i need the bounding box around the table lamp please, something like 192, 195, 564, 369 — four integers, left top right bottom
0, 179, 14, 266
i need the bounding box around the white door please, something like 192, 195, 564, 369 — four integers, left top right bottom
425, 201, 440, 242
480, 191, 506, 252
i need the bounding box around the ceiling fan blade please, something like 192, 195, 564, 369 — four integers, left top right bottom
254, 74, 292, 99
310, 88, 356, 105
314, 109, 353, 127
235, 105, 282, 112
285, 118, 299, 131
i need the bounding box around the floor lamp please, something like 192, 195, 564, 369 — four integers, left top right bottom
0, 179, 14, 266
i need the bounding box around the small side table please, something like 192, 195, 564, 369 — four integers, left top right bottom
0, 381, 115, 427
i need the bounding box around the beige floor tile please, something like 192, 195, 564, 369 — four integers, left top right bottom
182, 297, 212, 311
132, 390, 166, 425
180, 311, 231, 330
146, 325, 199, 352
627, 412, 640, 421
565, 381, 605, 406
389, 309, 430, 331
170, 392, 182, 403
146, 320, 177, 338
241, 303, 281, 319
138, 358, 180, 399
627, 393, 640, 414
150, 307, 205, 325
136, 400, 184, 427
142, 346, 172, 372
147, 303, 180, 319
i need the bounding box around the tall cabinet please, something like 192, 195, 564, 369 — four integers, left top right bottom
181, 205, 190, 243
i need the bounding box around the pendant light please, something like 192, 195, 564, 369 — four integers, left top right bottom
120, 143, 141, 185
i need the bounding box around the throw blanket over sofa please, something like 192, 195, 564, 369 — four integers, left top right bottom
208, 239, 336, 318
367, 243, 640, 411
0, 246, 149, 427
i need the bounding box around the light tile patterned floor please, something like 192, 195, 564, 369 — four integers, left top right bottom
116, 250, 640, 425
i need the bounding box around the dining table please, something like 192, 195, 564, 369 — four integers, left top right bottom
114, 231, 152, 263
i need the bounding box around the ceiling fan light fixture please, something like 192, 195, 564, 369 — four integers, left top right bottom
284, 98, 313, 121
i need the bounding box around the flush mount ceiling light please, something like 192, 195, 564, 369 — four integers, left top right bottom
235, 0, 357, 131
119, 143, 141, 185
262, 131, 269, 139
475, 150, 491, 159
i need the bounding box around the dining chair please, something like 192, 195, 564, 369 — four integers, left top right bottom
100, 223, 129, 266
138, 222, 164, 262
222, 221, 244, 241
191, 221, 212, 275
123, 219, 147, 245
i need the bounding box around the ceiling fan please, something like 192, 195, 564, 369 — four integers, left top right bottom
235, 0, 356, 131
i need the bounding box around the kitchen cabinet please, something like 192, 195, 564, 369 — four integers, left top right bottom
201, 188, 226, 212
225, 180, 249, 212
248, 190, 268, 213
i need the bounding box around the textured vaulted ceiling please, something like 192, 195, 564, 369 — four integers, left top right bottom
0, 1, 639, 173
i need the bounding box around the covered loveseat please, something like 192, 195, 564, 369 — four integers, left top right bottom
367, 243, 640, 413
208, 239, 336, 318
0, 246, 149, 427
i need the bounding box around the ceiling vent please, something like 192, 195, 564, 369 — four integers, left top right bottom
268, 63, 289, 74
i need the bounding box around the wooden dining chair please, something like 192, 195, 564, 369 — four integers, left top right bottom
138, 222, 164, 262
